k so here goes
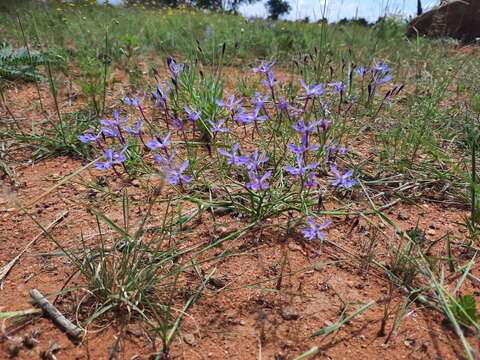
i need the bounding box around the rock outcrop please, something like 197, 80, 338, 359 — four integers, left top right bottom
406, 0, 480, 42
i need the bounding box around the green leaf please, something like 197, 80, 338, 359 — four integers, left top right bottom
451, 295, 478, 326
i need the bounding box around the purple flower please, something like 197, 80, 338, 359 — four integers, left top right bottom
147, 132, 172, 151
355, 66, 367, 77
122, 120, 142, 136
319, 118, 330, 133
95, 146, 127, 170
172, 117, 184, 130
262, 71, 276, 88
284, 155, 318, 176
154, 150, 176, 166
300, 80, 325, 97
152, 83, 170, 109
331, 166, 357, 189
100, 110, 126, 128
374, 73, 393, 86
371, 62, 393, 85
101, 126, 120, 138
218, 143, 249, 166
328, 81, 345, 94
326, 144, 348, 156
246, 151, 269, 171
277, 98, 289, 111
207, 118, 229, 134
184, 106, 201, 122
235, 108, 268, 124
371, 62, 390, 74
216, 95, 242, 112
287, 142, 319, 155
167, 56, 183, 78
246, 170, 272, 191
251, 92, 269, 110
302, 217, 332, 241
292, 119, 321, 134
79, 131, 99, 143
163, 160, 191, 185
252, 60, 275, 74
305, 172, 319, 188
288, 132, 319, 154
234, 109, 253, 124
124, 96, 141, 108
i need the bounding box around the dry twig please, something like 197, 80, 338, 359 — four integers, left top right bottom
30, 288, 83, 339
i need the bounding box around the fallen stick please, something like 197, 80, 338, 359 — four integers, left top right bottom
30, 288, 83, 339
0, 210, 69, 288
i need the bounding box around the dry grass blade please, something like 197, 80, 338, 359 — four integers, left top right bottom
0, 210, 69, 288
24, 158, 98, 209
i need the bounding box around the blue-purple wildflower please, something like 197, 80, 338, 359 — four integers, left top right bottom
246, 170, 272, 191
216, 95, 242, 112
124, 96, 141, 108
79, 131, 99, 144
184, 106, 201, 122
328, 81, 345, 94
245, 151, 269, 171
96, 147, 128, 170
252, 60, 275, 74
152, 83, 170, 109
262, 71, 276, 89
147, 132, 172, 151
251, 92, 269, 110
292, 119, 321, 134
287, 141, 319, 155
331, 166, 357, 189
284, 155, 318, 176
154, 149, 176, 166
207, 118, 229, 134
163, 160, 191, 185
355, 66, 367, 77
300, 80, 325, 97
167, 56, 183, 78
302, 217, 332, 241
122, 120, 142, 136
218, 143, 249, 166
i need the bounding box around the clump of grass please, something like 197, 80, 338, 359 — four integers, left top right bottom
1, 110, 96, 160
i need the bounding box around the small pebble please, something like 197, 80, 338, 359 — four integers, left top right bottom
183, 333, 197, 346
217, 226, 229, 236
281, 306, 299, 321
397, 212, 410, 220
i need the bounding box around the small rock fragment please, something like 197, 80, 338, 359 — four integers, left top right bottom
281, 306, 299, 321
426, 229, 436, 236
313, 263, 324, 271
397, 212, 410, 221
7, 337, 22, 358
183, 333, 197, 346
404, 338, 416, 348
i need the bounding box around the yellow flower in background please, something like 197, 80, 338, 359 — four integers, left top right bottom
167, 9, 173, 16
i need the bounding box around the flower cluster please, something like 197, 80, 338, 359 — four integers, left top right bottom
218, 144, 271, 191
77, 58, 193, 185
77, 56, 403, 244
